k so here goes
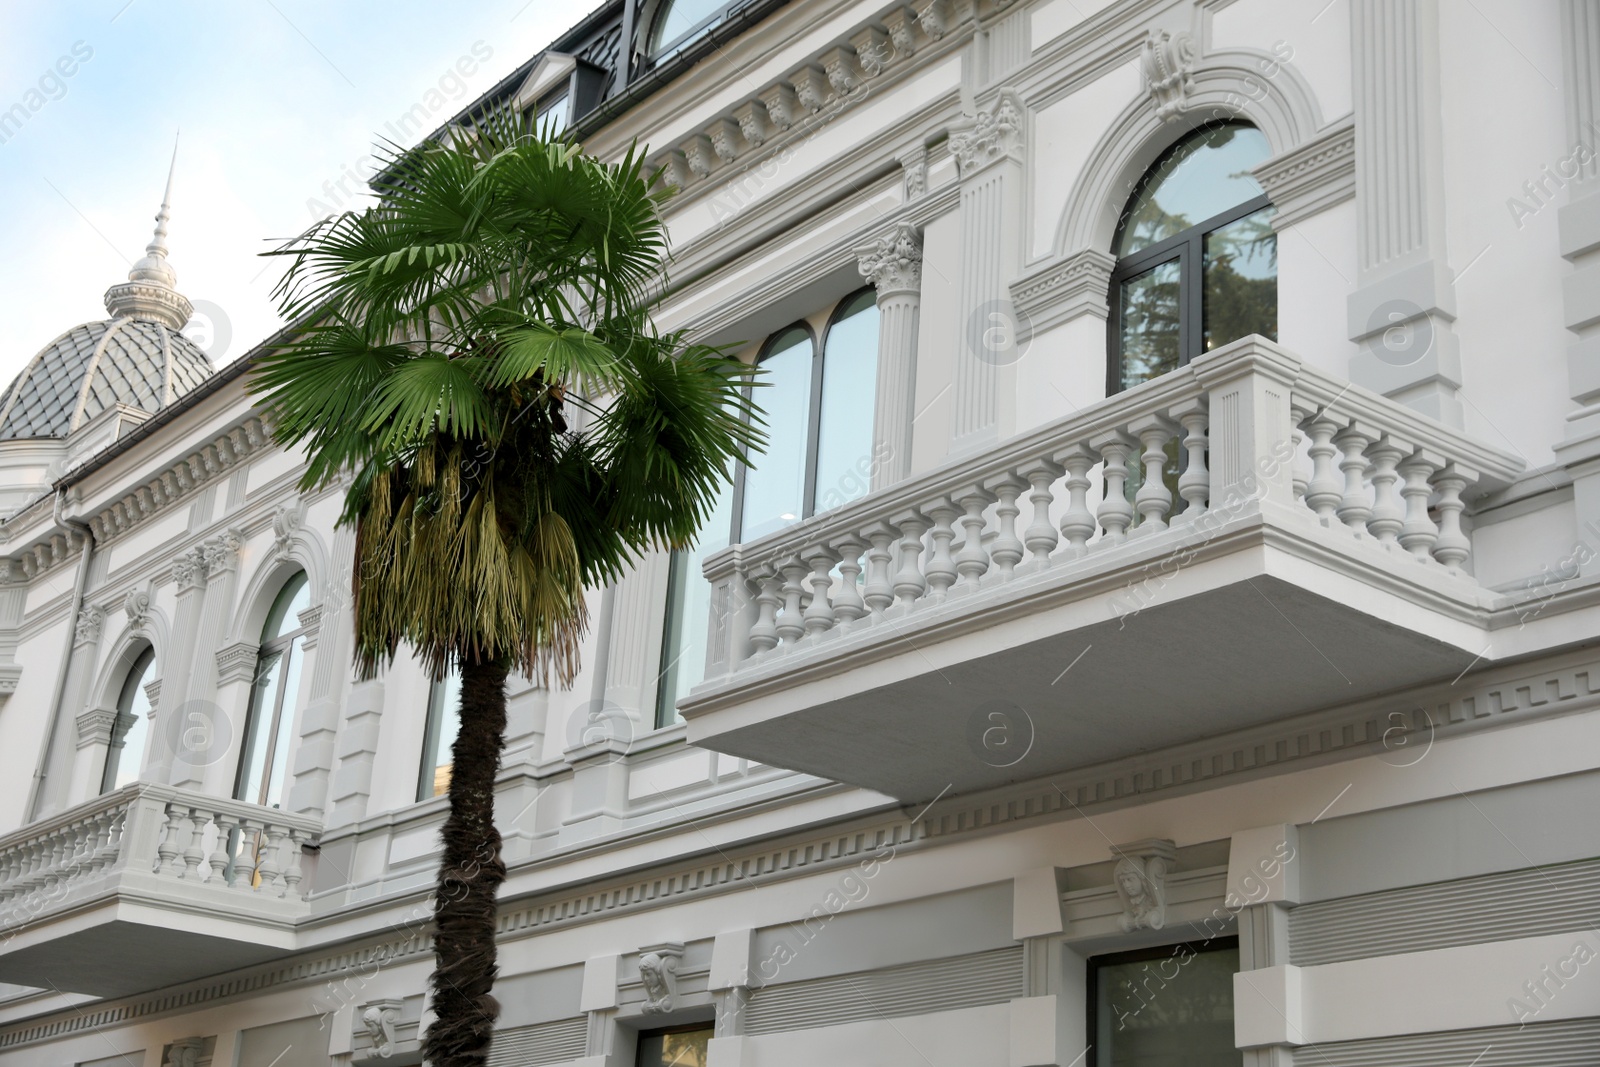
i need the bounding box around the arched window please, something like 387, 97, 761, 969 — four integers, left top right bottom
235, 572, 311, 809
1110, 122, 1277, 394
814, 290, 880, 514
418, 671, 462, 801
100, 647, 154, 793
655, 289, 880, 727
648, 0, 726, 57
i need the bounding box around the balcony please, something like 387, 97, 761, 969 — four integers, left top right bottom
0, 783, 320, 997
679, 338, 1524, 801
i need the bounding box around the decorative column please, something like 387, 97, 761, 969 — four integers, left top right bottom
176, 529, 243, 791
37, 603, 106, 815
949, 88, 1026, 454
1554, 2, 1600, 574
157, 546, 208, 783
1346, 0, 1463, 426
290, 523, 354, 818
856, 222, 924, 488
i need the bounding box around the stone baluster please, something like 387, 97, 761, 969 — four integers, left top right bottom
233, 820, 261, 891
210, 811, 239, 886
257, 824, 286, 896
1432, 464, 1474, 572
747, 566, 782, 655
1365, 437, 1407, 544
1171, 402, 1210, 520
1289, 399, 1316, 505
890, 509, 930, 612
801, 545, 841, 637
954, 487, 996, 592
831, 537, 868, 626
862, 523, 899, 619
1334, 424, 1375, 533
1093, 432, 1137, 543
1398, 452, 1443, 561
985, 475, 1026, 579
282, 828, 306, 900
923, 499, 961, 603
1303, 412, 1344, 521
1131, 416, 1176, 533
774, 557, 809, 645
1055, 447, 1097, 554
181, 806, 207, 879
158, 804, 188, 877
1021, 459, 1064, 567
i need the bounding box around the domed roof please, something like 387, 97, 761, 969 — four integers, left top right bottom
0, 319, 213, 440
0, 144, 214, 442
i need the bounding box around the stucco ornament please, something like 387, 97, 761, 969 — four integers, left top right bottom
1141, 30, 1196, 122
124, 584, 152, 627
638, 943, 684, 1014
856, 223, 924, 295
951, 91, 1024, 177
360, 1000, 401, 1058
1112, 840, 1174, 931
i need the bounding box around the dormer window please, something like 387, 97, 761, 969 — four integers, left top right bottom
647, 0, 727, 57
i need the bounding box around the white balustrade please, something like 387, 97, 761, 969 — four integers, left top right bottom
0, 782, 321, 931
698, 339, 1525, 686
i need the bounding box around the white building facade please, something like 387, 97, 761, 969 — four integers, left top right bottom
0, 0, 1595, 1064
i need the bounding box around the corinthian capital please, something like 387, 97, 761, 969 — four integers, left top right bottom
856, 222, 924, 296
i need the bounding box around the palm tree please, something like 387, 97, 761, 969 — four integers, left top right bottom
251, 114, 761, 1067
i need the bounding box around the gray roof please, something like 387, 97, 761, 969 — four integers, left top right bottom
0, 317, 214, 441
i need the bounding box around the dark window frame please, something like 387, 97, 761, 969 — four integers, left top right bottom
1083, 935, 1240, 1067
644, 0, 736, 60
234, 571, 311, 808
1106, 121, 1274, 397
728, 319, 820, 545
100, 645, 155, 794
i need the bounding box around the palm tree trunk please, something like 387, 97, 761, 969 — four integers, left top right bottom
424, 656, 510, 1067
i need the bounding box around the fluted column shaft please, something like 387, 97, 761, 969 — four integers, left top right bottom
857, 222, 925, 489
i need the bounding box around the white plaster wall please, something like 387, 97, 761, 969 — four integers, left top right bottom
1208, 0, 1353, 123
1029, 59, 1144, 261
1439, 0, 1571, 468
1276, 197, 1360, 379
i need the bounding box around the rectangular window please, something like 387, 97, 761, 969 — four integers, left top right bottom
536, 90, 569, 138
637, 1024, 713, 1067
1087, 938, 1240, 1067
418, 671, 462, 801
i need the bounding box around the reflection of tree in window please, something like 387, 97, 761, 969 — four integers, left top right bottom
1091, 942, 1240, 1066
1203, 208, 1277, 351
419, 671, 462, 800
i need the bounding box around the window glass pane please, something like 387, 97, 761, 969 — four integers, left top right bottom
637, 1026, 712, 1067
739, 328, 813, 542
1094, 945, 1240, 1066
262, 572, 310, 641
1203, 206, 1278, 352
421, 671, 463, 799
650, 0, 724, 54
235, 649, 284, 803
1117, 125, 1271, 256
103, 649, 155, 792
536, 93, 569, 138
262, 636, 305, 808
1118, 259, 1182, 391
813, 291, 879, 515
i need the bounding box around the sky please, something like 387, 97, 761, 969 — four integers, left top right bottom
0, 1, 580, 384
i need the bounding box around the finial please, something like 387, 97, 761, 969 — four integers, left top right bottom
104, 134, 193, 330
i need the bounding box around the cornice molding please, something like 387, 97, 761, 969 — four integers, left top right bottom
1254, 116, 1357, 230
1010, 248, 1116, 338
6, 645, 1598, 1050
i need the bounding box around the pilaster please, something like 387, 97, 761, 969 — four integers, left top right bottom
1228, 824, 1302, 1063
856, 221, 924, 488
950, 87, 1026, 453
1559, 0, 1600, 418
289, 525, 354, 817
1346, 0, 1463, 426
177, 529, 243, 791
